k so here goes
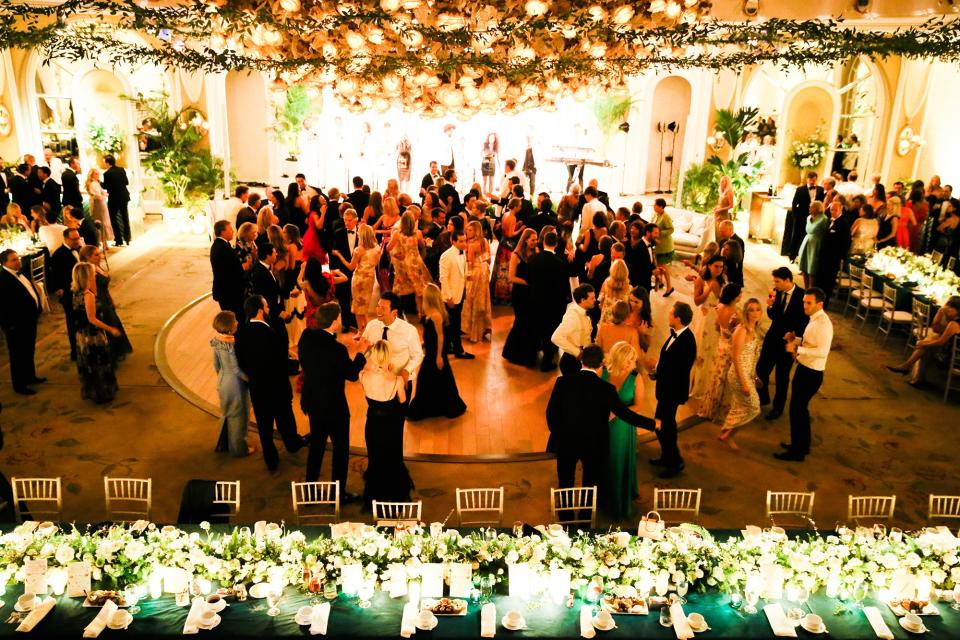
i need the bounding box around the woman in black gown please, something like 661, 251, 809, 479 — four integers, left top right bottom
502, 229, 539, 366
71, 263, 120, 404
408, 284, 467, 420
361, 340, 413, 508
79, 245, 133, 364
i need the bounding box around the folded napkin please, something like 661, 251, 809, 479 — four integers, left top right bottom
579, 605, 596, 639
670, 602, 694, 639
863, 606, 895, 640
182, 598, 206, 635
400, 602, 417, 638
763, 604, 797, 638
83, 600, 118, 638
480, 603, 496, 638
15, 598, 55, 633
310, 602, 330, 636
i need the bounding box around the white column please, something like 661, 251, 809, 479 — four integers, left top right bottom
205, 72, 231, 197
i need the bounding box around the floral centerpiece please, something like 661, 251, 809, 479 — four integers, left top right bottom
866, 246, 960, 304
0, 226, 39, 254
789, 131, 828, 172
85, 118, 126, 157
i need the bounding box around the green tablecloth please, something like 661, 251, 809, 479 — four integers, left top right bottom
848, 255, 929, 312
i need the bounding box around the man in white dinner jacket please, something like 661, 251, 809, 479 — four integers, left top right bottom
438, 230, 474, 360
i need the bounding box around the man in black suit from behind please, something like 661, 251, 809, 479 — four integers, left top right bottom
50, 228, 82, 360
9, 164, 32, 213
299, 302, 368, 495
527, 230, 571, 371
648, 301, 697, 478
61, 157, 83, 211
64, 206, 98, 248
235, 295, 307, 471
250, 242, 292, 356
0, 250, 45, 395
783, 171, 824, 261
210, 220, 249, 320
631, 223, 659, 290
236, 192, 260, 229
347, 177, 369, 217
816, 199, 852, 306
546, 344, 656, 489
329, 209, 358, 332
37, 166, 61, 222
439, 169, 462, 216
102, 155, 131, 245
756, 266, 809, 420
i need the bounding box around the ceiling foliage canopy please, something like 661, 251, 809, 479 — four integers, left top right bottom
3, 0, 960, 115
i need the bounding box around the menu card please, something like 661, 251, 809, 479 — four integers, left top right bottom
66, 561, 92, 598
24, 558, 48, 595
420, 563, 444, 598
508, 563, 531, 599
341, 564, 363, 595
448, 563, 472, 598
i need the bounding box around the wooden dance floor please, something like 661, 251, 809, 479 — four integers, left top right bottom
157, 294, 690, 461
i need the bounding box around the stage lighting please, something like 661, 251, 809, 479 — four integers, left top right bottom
854, 0, 871, 13
743, 0, 759, 17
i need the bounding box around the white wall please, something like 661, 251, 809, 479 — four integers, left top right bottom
225, 70, 272, 183
914, 61, 960, 185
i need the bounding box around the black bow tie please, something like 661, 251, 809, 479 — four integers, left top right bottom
459, 250, 465, 256
347, 230, 355, 235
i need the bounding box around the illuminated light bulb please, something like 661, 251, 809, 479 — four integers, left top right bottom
401, 0, 421, 9
401, 29, 423, 47
345, 31, 365, 49
381, 0, 401, 10
589, 43, 607, 58
587, 5, 606, 20
367, 27, 384, 45
382, 73, 402, 94
264, 28, 282, 46
649, 0, 666, 12
612, 5, 635, 23
437, 13, 467, 31
209, 33, 226, 50
525, 0, 549, 17
337, 3, 357, 15
665, 1, 681, 18
322, 42, 338, 60
338, 78, 358, 96
685, 0, 698, 6
279, 0, 300, 10
681, 9, 697, 23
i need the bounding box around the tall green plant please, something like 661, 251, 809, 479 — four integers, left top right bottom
131, 93, 223, 211
273, 85, 322, 160
593, 93, 632, 138
687, 106, 762, 214
680, 162, 721, 214
714, 107, 759, 151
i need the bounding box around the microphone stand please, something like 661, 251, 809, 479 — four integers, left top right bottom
665, 122, 680, 194
654, 122, 665, 194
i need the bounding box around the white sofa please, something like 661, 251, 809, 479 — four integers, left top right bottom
666, 206, 715, 258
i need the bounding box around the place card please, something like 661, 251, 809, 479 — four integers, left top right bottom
341, 564, 363, 595
508, 563, 531, 599
420, 563, 444, 599
760, 562, 783, 600
66, 561, 91, 598
448, 563, 472, 598
384, 563, 408, 598
24, 558, 47, 595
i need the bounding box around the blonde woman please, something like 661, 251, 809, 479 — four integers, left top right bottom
599, 258, 631, 324
384, 178, 400, 202
713, 174, 735, 233
408, 283, 466, 420
1, 203, 30, 231
718, 298, 764, 448
388, 211, 431, 317
349, 224, 381, 331
602, 340, 642, 520
360, 339, 413, 508
462, 219, 493, 342
211, 311, 252, 457
71, 262, 119, 403
85, 168, 114, 242
596, 300, 642, 357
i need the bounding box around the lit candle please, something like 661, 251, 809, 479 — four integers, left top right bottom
408, 580, 421, 605
915, 576, 932, 602
149, 572, 163, 599
47, 568, 67, 596
826, 574, 840, 599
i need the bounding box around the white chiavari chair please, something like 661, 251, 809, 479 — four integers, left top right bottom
11, 477, 62, 522
928, 495, 960, 522
876, 283, 912, 345
855, 273, 884, 329
455, 487, 504, 526
904, 297, 932, 356
213, 481, 241, 522
765, 491, 815, 527
653, 488, 702, 524
104, 477, 152, 521
945, 335, 960, 403
291, 481, 340, 524
372, 500, 422, 528
843, 264, 865, 317
847, 495, 896, 526
550, 487, 597, 529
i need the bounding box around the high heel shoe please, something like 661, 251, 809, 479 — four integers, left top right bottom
885, 365, 909, 374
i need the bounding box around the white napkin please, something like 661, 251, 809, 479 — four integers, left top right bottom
15, 597, 55, 633
480, 603, 496, 638
182, 598, 206, 635
762, 604, 798, 637
400, 602, 417, 638
83, 600, 118, 638
671, 602, 695, 639
309, 601, 330, 635
579, 605, 596, 639
863, 606, 895, 640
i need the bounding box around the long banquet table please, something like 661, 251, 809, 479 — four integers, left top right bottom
2, 525, 958, 640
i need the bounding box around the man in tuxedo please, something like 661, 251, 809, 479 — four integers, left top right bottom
546, 344, 656, 489
756, 266, 809, 420
347, 177, 369, 216
102, 155, 131, 245
60, 157, 83, 211
210, 220, 249, 319
528, 196, 557, 236
234, 295, 307, 471
631, 223, 659, 289
551, 284, 596, 376
38, 166, 61, 222
0, 250, 45, 395
299, 302, 368, 494
439, 169, 462, 216
235, 192, 260, 229
50, 228, 82, 360
25, 154, 42, 208
783, 171, 824, 261
649, 301, 697, 478
329, 209, 358, 331
527, 230, 570, 371
250, 243, 292, 355
9, 164, 32, 213
420, 161, 441, 200
817, 200, 852, 305
64, 206, 98, 247
439, 231, 475, 359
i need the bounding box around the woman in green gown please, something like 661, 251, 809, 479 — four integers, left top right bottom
601, 341, 643, 521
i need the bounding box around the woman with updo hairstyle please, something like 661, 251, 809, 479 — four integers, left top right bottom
211, 310, 252, 457
601, 340, 642, 520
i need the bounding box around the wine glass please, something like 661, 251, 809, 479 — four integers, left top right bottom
266, 587, 282, 617
952, 583, 960, 611
852, 583, 868, 608
785, 583, 803, 624
744, 587, 760, 615
797, 586, 811, 613
659, 605, 673, 628
676, 579, 689, 605
323, 581, 338, 601
358, 580, 374, 609
124, 585, 140, 615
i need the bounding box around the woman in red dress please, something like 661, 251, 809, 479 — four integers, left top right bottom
301, 196, 329, 264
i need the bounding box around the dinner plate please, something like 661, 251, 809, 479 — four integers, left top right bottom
199, 614, 221, 630
14, 601, 36, 613
899, 618, 928, 634
248, 583, 270, 599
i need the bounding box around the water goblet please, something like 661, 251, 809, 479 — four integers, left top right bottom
744, 588, 760, 615
124, 585, 140, 615
659, 604, 673, 627
797, 586, 811, 613
852, 583, 868, 608
323, 581, 338, 601
677, 579, 689, 605
358, 580, 375, 609
266, 587, 282, 617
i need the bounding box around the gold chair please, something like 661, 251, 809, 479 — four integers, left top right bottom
455, 487, 504, 526
213, 481, 241, 522
372, 500, 422, 528
847, 494, 896, 526
12, 477, 62, 522
104, 477, 152, 521
550, 487, 597, 529
928, 495, 960, 522
291, 481, 340, 524
652, 488, 702, 524
765, 491, 815, 527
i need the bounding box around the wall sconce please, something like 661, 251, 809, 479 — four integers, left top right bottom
706, 130, 725, 153
896, 125, 925, 156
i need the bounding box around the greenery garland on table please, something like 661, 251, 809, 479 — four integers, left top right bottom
2, 522, 960, 602
2, 1, 960, 113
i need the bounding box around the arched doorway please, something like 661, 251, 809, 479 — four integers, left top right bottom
225, 70, 272, 183
779, 82, 839, 184
833, 56, 885, 179
646, 76, 691, 193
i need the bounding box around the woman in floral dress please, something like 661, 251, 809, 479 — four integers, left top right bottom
718, 298, 764, 449
350, 224, 381, 333
462, 220, 493, 342
697, 283, 742, 422
691, 255, 726, 399
388, 211, 431, 318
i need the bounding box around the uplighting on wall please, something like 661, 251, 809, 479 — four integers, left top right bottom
854, 0, 871, 13
896, 124, 925, 156
743, 0, 759, 16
